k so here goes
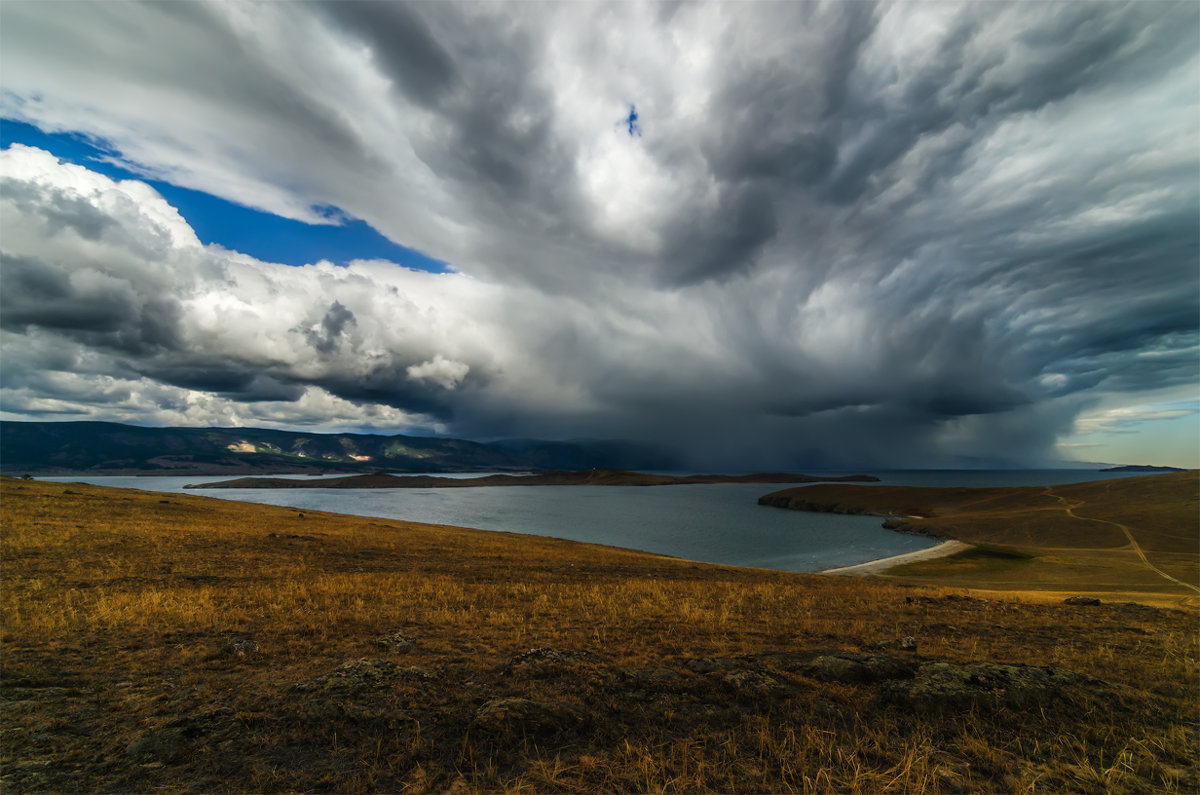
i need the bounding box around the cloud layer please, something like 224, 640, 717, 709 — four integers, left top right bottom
1, 1, 1197, 468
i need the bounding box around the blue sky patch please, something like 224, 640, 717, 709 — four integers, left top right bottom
0, 119, 449, 272
625, 105, 642, 137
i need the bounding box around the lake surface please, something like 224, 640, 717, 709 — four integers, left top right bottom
41, 470, 1152, 573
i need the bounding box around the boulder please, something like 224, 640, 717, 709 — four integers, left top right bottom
472, 697, 586, 738
882, 661, 1100, 712
502, 647, 611, 677
373, 631, 414, 653
296, 658, 439, 692
801, 653, 917, 684
722, 669, 786, 694
227, 638, 260, 658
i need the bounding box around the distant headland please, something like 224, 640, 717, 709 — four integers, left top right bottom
1100, 465, 1186, 473
186, 469, 880, 490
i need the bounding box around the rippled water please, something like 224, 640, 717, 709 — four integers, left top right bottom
42, 469, 1147, 572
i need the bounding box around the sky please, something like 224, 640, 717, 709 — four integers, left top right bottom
0, 0, 1197, 470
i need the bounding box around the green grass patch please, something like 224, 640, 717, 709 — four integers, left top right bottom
891, 544, 1035, 577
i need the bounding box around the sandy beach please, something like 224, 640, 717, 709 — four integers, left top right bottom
821, 539, 969, 575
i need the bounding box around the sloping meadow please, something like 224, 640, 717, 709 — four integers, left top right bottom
2, 478, 1196, 793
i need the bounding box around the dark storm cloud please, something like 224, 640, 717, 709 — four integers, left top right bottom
0, 254, 184, 353
318, 1, 459, 108
659, 184, 778, 284
1, 1, 1197, 466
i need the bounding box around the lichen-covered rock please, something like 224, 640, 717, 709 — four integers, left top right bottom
472, 697, 586, 737
801, 653, 917, 684
502, 647, 611, 677
227, 638, 260, 658
373, 631, 414, 653
1063, 596, 1102, 606
722, 669, 786, 694
867, 636, 918, 652
296, 658, 439, 692
882, 661, 1100, 712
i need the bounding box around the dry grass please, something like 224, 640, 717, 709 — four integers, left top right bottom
763, 471, 1200, 605
2, 477, 1197, 793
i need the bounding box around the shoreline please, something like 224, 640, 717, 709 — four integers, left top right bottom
821, 539, 969, 575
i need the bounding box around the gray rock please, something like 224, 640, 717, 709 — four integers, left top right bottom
373, 631, 414, 653
868, 636, 918, 652
296, 657, 428, 692
227, 638, 260, 658
722, 669, 786, 694
1064, 596, 1102, 606
802, 653, 917, 684
502, 647, 611, 677
882, 661, 1100, 712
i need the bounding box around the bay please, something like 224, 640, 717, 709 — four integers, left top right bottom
39, 469, 1151, 572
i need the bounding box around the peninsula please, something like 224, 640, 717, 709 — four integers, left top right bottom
186, 469, 879, 489
759, 471, 1199, 604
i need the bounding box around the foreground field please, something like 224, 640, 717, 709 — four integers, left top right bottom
2, 477, 1197, 793
761, 472, 1200, 608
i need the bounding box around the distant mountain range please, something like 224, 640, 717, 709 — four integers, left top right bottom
0, 421, 678, 476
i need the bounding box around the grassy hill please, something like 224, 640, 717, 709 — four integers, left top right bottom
760, 472, 1200, 602
2, 477, 1196, 792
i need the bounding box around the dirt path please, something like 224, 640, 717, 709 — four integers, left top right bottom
1042, 486, 1200, 594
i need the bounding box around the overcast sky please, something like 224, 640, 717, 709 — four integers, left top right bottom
1, 0, 1197, 469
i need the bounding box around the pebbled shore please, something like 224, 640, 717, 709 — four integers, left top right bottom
821, 540, 971, 575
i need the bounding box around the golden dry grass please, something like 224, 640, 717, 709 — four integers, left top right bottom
2, 477, 1197, 793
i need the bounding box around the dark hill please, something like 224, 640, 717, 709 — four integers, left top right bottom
0, 421, 677, 476
187, 470, 880, 489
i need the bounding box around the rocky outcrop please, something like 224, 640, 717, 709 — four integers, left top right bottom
372, 631, 415, 653
502, 647, 612, 678
472, 698, 587, 738
295, 658, 439, 693
881, 661, 1102, 712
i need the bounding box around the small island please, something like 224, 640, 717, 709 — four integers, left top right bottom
1100, 464, 1186, 473
186, 469, 880, 489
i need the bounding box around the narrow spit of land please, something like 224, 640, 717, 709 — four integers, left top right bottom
760, 471, 1200, 607
187, 469, 879, 489
2, 476, 1197, 793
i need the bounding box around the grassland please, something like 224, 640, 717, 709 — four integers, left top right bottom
761, 472, 1200, 609
2, 477, 1198, 793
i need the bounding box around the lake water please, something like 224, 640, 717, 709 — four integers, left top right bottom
41, 470, 1152, 573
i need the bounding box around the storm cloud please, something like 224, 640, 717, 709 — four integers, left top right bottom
0, 1, 1197, 468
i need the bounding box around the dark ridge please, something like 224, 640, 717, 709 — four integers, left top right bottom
186, 470, 880, 489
